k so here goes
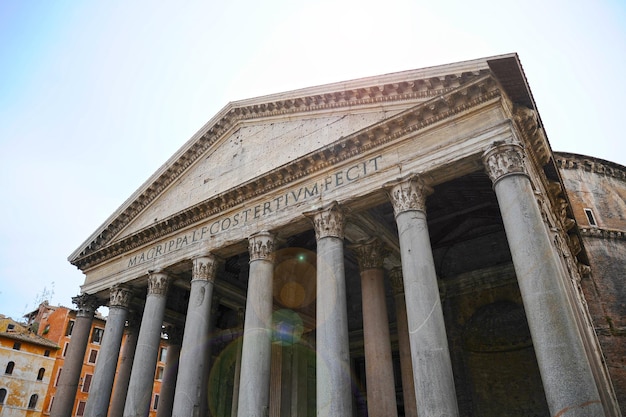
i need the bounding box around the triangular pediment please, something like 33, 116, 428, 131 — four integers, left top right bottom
70, 53, 536, 270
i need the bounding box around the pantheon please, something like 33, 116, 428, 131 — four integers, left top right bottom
57, 54, 625, 416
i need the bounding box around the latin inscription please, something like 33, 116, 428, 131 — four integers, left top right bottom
128, 155, 382, 267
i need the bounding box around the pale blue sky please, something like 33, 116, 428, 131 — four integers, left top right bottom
1, 0, 624, 319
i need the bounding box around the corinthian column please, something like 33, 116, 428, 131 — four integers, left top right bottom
483, 141, 603, 416
173, 254, 219, 417
85, 285, 133, 417
51, 294, 100, 417
109, 313, 140, 417
389, 267, 417, 417
387, 176, 459, 417
350, 238, 398, 417
237, 231, 276, 417
305, 201, 352, 417
123, 272, 170, 417
158, 326, 182, 417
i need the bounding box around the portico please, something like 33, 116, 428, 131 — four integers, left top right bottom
64, 54, 619, 417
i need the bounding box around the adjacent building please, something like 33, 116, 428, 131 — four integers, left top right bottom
56, 54, 624, 416
0, 316, 57, 417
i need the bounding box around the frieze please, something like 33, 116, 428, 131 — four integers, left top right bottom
73, 73, 502, 269
125, 156, 381, 269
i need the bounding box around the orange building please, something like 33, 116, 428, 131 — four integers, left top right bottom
24, 303, 168, 417
0, 315, 58, 417
25, 303, 106, 416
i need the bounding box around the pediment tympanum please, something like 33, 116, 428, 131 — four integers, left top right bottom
70, 54, 545, 275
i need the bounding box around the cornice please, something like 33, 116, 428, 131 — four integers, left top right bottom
71, 73, 501, 270
554, 152, 626, 182
579, 227, 626, 241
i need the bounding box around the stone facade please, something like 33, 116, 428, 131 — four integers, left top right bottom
61, 54, 623, 416
556, 152, 626, 410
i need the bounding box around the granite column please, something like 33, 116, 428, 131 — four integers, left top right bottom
305, 202, 352, 417
387, 176, 459, 417
483, 141, 603, 416
389, 267, 418, 417
157, 327, 182, 417
109, 313, 140, 417
85, 286, 133, 417
51, 294, 100, 417
123, 272, 170, 417
173, 254, 218, 417
350, 238, 398, 417
237, 231, 276, 417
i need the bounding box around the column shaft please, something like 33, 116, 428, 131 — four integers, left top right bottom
484, 142, 603, 416
173, 255, 218, 417
351, 239, 398, 417
85, 286, 133, 417
123, 272, 170, 417
237, 231, 275, 417
51, 294, 100, 417
109, 316, 139, 417
388, 176, 459, 417
306, 202, 352, 417
157, 338, 181, 417
390, 268, 418, 417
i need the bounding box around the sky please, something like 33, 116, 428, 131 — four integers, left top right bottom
0, 0, 624, 320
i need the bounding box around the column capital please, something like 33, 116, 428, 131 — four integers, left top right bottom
72, 294, 100, 318
192, 254, 219, 282
482, 141, 528, 185
349, 238, 389, 271
304, 201, 347, 240
248, 231, 276, 262
110, 285, 134, 309
385, 175, 433, 217
389, 267, 404, 295
147, 271, 170, 296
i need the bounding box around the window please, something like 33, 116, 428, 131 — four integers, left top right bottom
65, 320, 75, 336
62, 342, 69, 357
159, 346, 167, 362
0, 388, 6, 404
37, 368, 45, 381
584, 208, 597, 226
88, 349, 98, 364
82, 374, 92, 393
153, 394, 159, 410
7, 324, 14, 331
155, 366, 164, 381
76, 400, 86, 416
55, 368, 62, 386
44, 349, 50, 357
43, 324, 50, 335
91, 328, 104, 345
28, 394, 38, 409
5, 362, 14, 375
48, 396, 54, 413
12, 342, 21, 350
